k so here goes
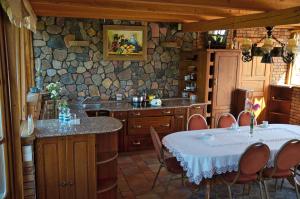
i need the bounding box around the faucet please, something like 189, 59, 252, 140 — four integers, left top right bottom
80, 96, 92, 104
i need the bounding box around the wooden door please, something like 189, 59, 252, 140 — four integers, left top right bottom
66, 135, 96, 199
238, 57, 271, 122
36, 137, 66, 199
213, 51, 240, 110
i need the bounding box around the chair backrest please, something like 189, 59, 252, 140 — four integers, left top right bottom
274, 139, 300, 171
150, 126, 163, 163
217, 113, 237, 128
187, 114, 208, 131
237, 111, 257, 126
239, 142, 270, 175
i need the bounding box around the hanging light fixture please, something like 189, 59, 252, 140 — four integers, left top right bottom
241, 26, 298, 64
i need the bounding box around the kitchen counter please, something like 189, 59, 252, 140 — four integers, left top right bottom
35, 98, 205, 138
34, 116, 122, 138
73, 98, 206, 113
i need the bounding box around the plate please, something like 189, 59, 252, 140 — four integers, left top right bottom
200, 133, 214, 140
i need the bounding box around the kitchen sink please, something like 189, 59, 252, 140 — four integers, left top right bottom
70, 103, 103, 110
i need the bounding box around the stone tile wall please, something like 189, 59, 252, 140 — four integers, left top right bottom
33, 17, 196, 100
290, 86, 300, 125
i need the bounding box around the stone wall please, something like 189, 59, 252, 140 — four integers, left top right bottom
33, 17, 196, 100
290, 86, 300, 125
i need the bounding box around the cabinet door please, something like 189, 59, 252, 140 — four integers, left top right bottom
174, 108, 187, 132
213, 51, 240, 110
36, 137, 66, 199
66, 135, 96, 199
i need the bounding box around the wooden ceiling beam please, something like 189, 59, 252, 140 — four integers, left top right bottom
183, 6, 300, 32
91, 0, 261, 17
100, 0, 300, 11
30, 1, 219, 22
29, 0, 261, 20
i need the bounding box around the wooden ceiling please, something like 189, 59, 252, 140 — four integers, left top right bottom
29, 0, 300, 30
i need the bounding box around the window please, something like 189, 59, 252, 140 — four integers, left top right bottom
291, 54, 300, 85
290, 33, 300, 85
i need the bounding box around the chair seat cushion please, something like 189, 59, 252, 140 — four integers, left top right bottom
262, 167, 292, 178
222, 172, 258, 184
165, 157, 184, 174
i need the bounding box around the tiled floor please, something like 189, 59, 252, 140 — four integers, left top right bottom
118, 150, 298, 199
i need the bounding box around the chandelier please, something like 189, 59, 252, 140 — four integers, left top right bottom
241, 26, 298, 64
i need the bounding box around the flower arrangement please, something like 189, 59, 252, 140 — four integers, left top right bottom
245, 99, 261, 115
245, 99, 260, 136
46, 82, 61, 100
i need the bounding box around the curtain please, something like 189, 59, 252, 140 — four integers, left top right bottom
0, 7, 37, 198
0, 0, 36, 32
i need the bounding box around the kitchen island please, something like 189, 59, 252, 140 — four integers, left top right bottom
35, 114, 122, 199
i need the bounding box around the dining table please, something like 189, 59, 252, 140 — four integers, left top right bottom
162, 124, 300, 199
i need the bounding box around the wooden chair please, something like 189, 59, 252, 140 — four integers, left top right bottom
262, 139, 300, 199
187, 114, 208, 131
150, 126, 185, 190
237, 111, 257, 126
217, 113, 237, 128
219, 142, 270, 199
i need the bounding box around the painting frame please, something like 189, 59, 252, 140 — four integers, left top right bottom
103, 25, 147, 61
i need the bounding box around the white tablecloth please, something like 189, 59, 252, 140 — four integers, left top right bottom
162, 124, 300, 185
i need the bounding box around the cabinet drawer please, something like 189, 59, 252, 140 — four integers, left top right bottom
127, 135, 153, 151
128, 109, 174, 118
189, 105, 206, 117
128, 116, 173, 135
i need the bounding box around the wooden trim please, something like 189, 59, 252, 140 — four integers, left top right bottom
3, 12, 25, 199
96, 153, 118, 165
183, 6, 300, 32
96, 182, 117, 194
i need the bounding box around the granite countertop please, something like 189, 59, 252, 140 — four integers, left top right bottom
35, 116, 122, 138
35, 98, 205, 138
73, 98, 206, 112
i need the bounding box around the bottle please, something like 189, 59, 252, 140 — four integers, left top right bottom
142, 90, 147, 102
58, 107, 64, 122
64, 108, 71, 123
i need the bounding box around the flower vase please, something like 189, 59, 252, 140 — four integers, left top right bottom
250, 113, 255, 137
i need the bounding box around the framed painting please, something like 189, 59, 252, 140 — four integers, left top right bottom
103, 25, 147, 61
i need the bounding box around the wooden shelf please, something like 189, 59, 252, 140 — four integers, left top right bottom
269, 112, 290, 117
267, 85, 293, 124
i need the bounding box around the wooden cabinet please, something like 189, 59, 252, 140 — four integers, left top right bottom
174, 108, 187, 132
188, 104, 206, 117
267, 85, 293, 124
36, 135, 96, 199
190, 49, 241, 127
111, 106, 204, 152
128, 116, 174, 135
